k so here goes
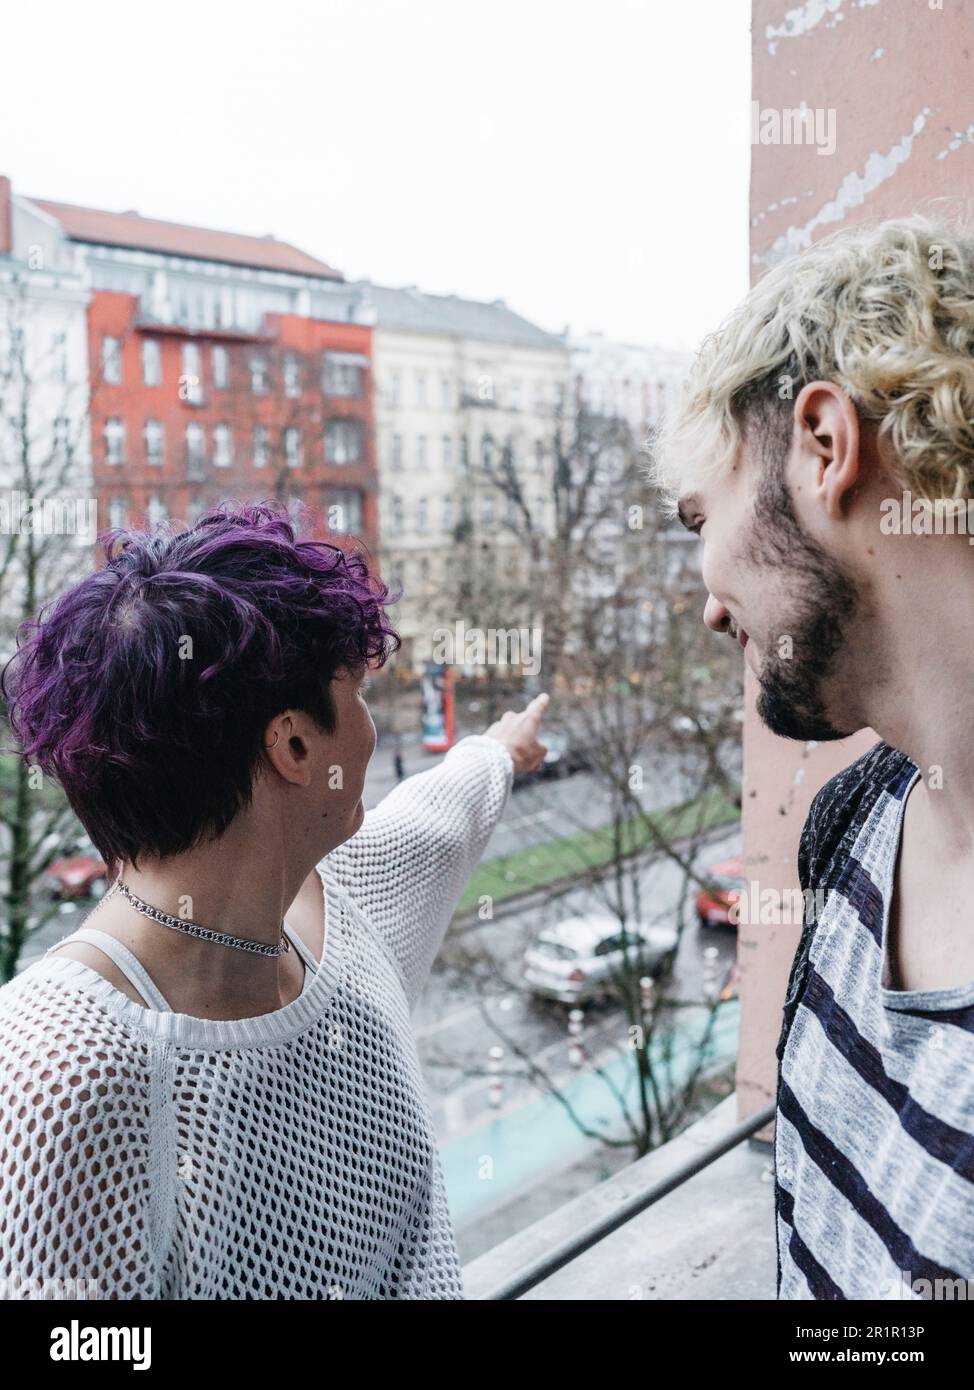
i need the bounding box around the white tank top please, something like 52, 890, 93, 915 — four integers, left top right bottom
44, 920, 318, 1012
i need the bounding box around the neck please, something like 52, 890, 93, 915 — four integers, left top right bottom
99, 806, 317, 1010
863, 541, 974, 852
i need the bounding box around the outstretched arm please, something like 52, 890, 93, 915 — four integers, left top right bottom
324, 694, 550, 1009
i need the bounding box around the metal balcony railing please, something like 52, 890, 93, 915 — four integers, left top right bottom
477, 1099, 776, 1301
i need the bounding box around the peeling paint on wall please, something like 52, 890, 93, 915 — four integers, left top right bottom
938, 122, 974, 159
765, 0, 882, 55
755, 109, 931, 266
752, 192, 813, 228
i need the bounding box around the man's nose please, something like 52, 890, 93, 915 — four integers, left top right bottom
703, 593, 732, 634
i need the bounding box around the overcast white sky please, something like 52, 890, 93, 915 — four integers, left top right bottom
3, 0, 751, 351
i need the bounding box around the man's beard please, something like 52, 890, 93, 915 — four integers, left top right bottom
749, 467, 860, 742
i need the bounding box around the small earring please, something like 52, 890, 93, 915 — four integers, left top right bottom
265, 732, 280, 750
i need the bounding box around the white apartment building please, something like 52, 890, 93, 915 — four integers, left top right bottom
570, 331, 693, 438
571, 331, 698, 609
0, 179, 93, 647
357, 282, 573, 668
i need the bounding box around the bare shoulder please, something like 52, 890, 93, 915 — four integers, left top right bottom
286, 868, 327, 966
45, 940, 149, 1007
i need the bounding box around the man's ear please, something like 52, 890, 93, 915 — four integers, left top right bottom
794, 381, 861, 518
262, 711, 313, 788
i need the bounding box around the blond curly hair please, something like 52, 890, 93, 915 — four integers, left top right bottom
651, 210, 974, 516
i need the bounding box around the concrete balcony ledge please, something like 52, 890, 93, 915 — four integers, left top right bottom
462, 1093, 777, 1301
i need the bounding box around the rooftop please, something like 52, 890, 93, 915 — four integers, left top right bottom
355, 280, 566, 349
27, 196, 344, 281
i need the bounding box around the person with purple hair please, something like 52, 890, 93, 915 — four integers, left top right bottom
0, 501, 550, 1300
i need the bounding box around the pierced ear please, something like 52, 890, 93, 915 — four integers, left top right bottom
262, 714, 312, 787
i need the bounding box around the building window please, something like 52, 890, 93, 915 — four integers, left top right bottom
441, 376, 452, 410
250, 353, 268, 395
391, 434, 402, 471
329, 488, 363, 535
141, 338, 161, 387
144, 419, 164, 467
510, 380, 522, 410
505, 493, 517, 526
108, 496, 128, 529
416, 497, 428, 532
390, 494, 403, 534
284, 354, 302, 398
214, 424, 233, 467
186, 422, 205, 475
388, 371, 401, 406
187, 493, 206, 523
416, 435, 427, 470
480, 494, 495, 527
461, 434, 470, 471
533, 496, 546, 528
481, 434, 494, 469
148, 496, 167, 525
253, 425, 269, 468
181, 342, 203, 404
415, 373, 427, 407
324, 418, 363, 465
442, 435, 453, 470
102, 336, 122, 385
285, 427, 303, 469
104, 417, 125, 465
52, 333, 68, 385
212, 345, 229, 390
323, 353, 364, 398
442, 496, 454, 531
53, 416, 71, 462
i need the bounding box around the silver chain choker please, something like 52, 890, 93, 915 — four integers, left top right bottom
112, 878, 290, 958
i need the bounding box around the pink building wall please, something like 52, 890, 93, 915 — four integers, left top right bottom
741, 0, 974, 1136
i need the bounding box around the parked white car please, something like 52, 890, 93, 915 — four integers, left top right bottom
522, 914, 678, 1005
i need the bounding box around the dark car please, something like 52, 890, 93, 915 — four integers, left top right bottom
512, 731, 591, 790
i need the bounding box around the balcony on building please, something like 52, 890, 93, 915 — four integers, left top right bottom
462, 1093, 776, 1301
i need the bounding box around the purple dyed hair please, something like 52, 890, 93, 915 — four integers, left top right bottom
2, 501, 400, 865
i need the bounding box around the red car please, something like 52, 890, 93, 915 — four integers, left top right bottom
45, 854, 109, 900
695, 855, 743, 928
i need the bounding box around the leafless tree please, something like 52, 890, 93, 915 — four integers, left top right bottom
0, 274, 98, 980
418, 402, 743, 1156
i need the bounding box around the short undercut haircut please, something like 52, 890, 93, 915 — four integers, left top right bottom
3, 502, 400, 866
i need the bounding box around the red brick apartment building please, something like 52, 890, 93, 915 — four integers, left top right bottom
3, 179, 378, 551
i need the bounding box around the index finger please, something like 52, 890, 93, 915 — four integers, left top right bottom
522, 692, 550, 732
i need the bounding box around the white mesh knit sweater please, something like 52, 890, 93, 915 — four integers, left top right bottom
0, 734, 513, 1301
